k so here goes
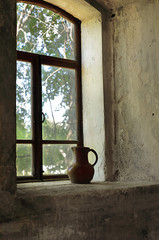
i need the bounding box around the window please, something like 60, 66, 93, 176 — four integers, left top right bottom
16, 0, 83, 181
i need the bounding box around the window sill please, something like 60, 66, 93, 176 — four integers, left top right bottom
17, 180, 159, 198
15, 180, 159, 225
2, 181, 159, 239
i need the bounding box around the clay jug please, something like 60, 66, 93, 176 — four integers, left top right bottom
67, 146, 98, 184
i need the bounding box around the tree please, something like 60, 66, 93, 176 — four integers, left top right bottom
16, 2, 77, 176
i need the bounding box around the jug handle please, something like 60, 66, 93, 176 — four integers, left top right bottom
89, 149, 98, 166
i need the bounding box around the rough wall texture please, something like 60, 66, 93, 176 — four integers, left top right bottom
0, 0, 17, 222
1, 182, 159, 240
0, 1, 16, 190
110, 0, 159, 181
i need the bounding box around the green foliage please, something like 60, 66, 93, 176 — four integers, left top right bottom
16, 144, 32, 176
16, 2, 76, 176
17, 3, 74, 58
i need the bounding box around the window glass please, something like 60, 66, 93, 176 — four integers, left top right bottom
42, 65, 77, 140
16, 144, 32, 176
17, 3, 75, 59
43, 144, 75, 175
16, 1, 81, 180
16, 61, 32, 140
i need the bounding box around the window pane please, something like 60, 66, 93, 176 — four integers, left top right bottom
43, 144, 75, 175
42, 66, 77, 140
16, 144, 32, 176
17, 3, 75, 59
16, 61, 32, 140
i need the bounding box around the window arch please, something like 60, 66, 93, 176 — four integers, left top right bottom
16, 0, 83, 181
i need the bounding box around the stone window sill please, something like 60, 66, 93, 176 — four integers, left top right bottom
2, 180, 159, 239
17, 180, 159, 198
15, 180, 159, 228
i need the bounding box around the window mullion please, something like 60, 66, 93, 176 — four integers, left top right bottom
75, 22, 83, 147
32, 55, 43, 180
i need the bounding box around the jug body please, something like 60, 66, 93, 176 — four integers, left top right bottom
67, 146, 98, 184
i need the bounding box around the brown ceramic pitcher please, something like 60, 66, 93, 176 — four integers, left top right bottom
67, 146, 98, 184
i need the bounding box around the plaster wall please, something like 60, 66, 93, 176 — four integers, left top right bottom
45, 0, 100, 21
111, 0, 159, 181
82, 16, 105, 181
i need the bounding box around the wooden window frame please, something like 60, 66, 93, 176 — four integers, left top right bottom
16, 0, 83, 182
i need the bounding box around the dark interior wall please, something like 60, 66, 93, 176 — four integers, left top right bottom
0, 0, 16, 193
0, 0, 17, 222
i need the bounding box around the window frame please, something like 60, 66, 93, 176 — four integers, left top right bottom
16, 0, 83, 182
